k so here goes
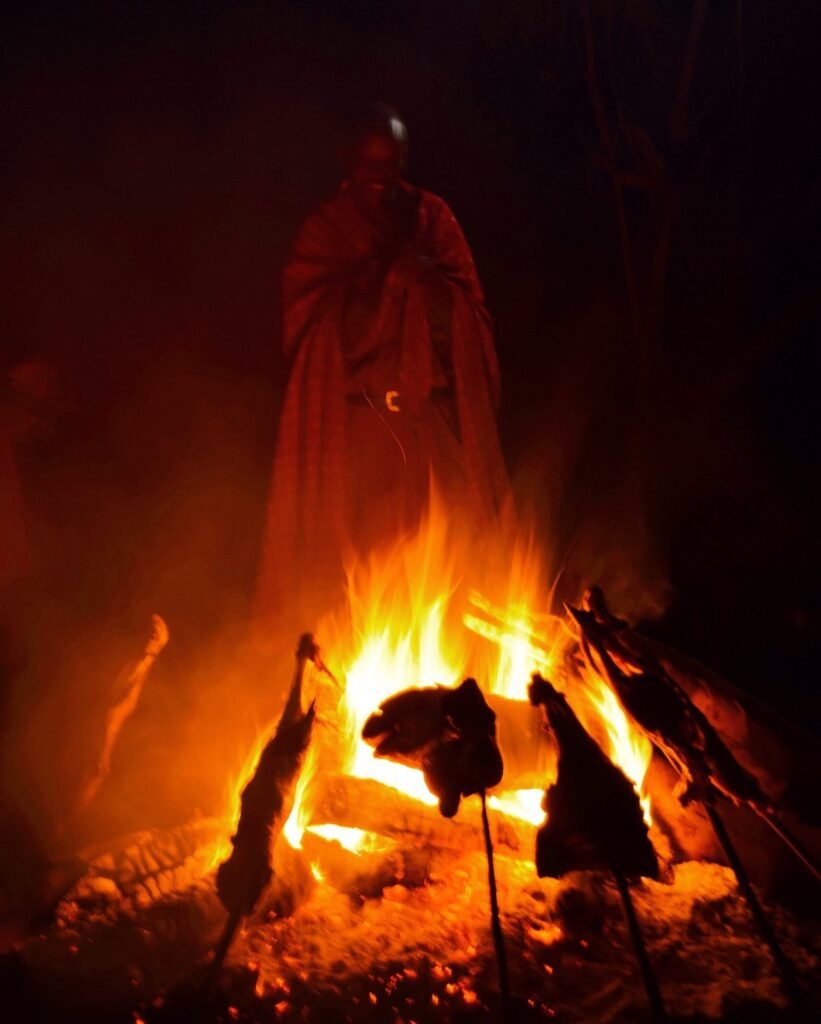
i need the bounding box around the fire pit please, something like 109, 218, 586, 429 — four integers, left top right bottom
5, 500, 820, 1022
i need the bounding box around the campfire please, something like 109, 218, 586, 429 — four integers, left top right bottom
9, 497, 820, 1022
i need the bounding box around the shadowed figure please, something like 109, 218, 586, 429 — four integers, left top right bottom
256, 105, 510, 622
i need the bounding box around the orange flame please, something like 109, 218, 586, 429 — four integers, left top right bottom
226, 490, 653, 871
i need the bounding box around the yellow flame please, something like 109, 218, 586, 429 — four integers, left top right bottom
306, 823, 392, 855
318, 496, 463, 805
585, 669, 653, 800
488, 788, 545, 825
283, 745, 320, 849
217, 489, 654, 870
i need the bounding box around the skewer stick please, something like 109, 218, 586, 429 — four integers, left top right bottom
202, 905, 243, 998
202, 636, 317, 999
479, 790, 512, 1018
705, 804, 802, 1006
613, 871, 668, 1023
754, 808, 821, 884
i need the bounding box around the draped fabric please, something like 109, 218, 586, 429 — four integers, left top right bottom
0, 430, 31, 593
255, 182, 510, 622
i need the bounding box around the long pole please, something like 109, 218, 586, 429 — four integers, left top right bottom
705, 804, 802, 1006
202, 904, 243, 998
480, 790, 512, 1019
755, 808, 821, 884
613, 871, 668, 1023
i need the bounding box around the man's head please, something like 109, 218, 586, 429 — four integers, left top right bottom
342, 103, 408, 214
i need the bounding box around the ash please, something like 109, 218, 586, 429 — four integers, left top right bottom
12, 844, 819, 1023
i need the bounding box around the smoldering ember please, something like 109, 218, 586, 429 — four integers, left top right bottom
1, 4, 819, 1024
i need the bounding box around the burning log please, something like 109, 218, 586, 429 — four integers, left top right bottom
68, 817, 225, 908
300, 829, 432, 900
311, 773, 535, 854
528, 674, 666, 1022
207, 634, 319, 992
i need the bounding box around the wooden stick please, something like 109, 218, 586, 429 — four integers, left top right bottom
480, 790, 512, 1019
202, 904, 243, 998
613, 871, 668, 1023
705, 804, 802, 1006
754, 808, 821, 884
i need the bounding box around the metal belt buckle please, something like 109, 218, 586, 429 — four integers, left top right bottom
385, 390, 401, 413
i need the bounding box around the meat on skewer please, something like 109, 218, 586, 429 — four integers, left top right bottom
362, 677, 503, 817
568, 604, 770, 811
529, 674, 666, 1021
363, 679, 511, 1011
528, 674, 658, 880
216, 634, 318, 918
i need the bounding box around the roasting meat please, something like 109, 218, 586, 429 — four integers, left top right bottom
362, 678, 504, 817
529, 674, 658, 880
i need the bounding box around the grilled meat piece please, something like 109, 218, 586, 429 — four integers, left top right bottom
529, 674, 658, 880
216, 634, 317, 916
569, 605, 769, 810
363, 678, 504, 817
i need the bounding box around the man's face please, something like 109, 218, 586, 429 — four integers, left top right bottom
347, 133, 405, 213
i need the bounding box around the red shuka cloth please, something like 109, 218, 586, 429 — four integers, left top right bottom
255, 182, 510, 621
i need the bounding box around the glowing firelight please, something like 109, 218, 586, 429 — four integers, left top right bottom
236, 490, 654, 872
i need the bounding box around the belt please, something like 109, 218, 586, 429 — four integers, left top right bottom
347, 389, 403, 412
346, 387, 453, 414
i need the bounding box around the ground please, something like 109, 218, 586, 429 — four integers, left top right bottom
9, 837, 820, 1023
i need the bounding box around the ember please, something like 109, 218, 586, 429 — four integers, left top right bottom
8, 502, 819, 1022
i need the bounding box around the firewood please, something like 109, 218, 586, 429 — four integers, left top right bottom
300, 830, 432, 900
311, 773, 535, 855
66, 817, 225, 907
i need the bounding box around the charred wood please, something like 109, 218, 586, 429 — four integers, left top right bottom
67, 817, 224, 909
301, 830, 432, 901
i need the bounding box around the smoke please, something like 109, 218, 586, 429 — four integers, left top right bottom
1, 0, 818, 879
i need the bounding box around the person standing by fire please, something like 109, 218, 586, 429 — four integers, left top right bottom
256, 104, 510, 621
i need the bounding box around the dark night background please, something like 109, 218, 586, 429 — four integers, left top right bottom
1, 1, 819, 840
